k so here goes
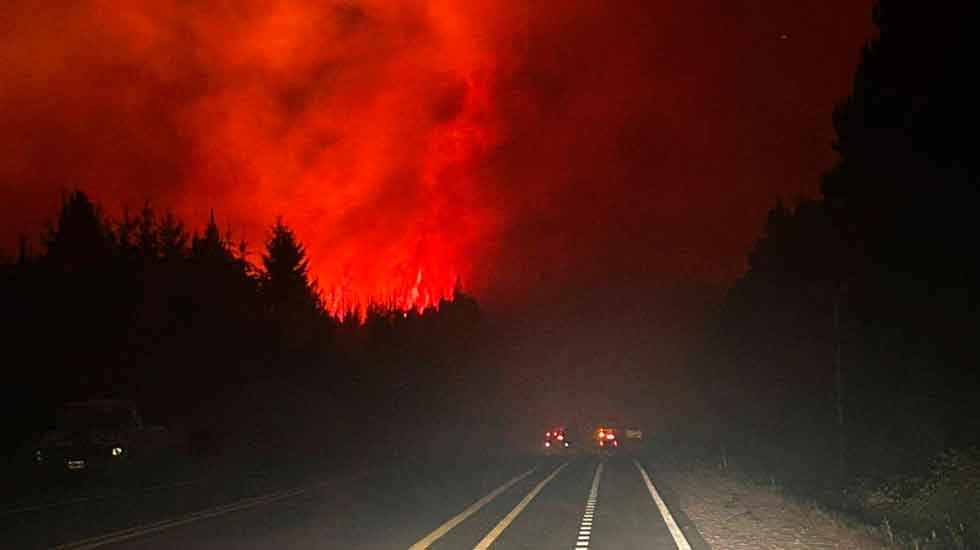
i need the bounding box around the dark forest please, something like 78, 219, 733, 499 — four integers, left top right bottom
1, 195, 490, 461
687, 1, 980, 544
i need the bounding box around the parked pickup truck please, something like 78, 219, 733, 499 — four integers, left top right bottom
32, 400, 169, 472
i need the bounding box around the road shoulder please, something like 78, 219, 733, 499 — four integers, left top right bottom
635, 460, 712, 550
656, 466, 889, 550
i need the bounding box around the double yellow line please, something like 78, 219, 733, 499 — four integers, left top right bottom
472, 462, 568, 549
409, 460, 569, 550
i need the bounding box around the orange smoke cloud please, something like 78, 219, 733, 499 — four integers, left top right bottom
1, 0, 510, 312
0, 0, 873, 313
166, 0, 507, 312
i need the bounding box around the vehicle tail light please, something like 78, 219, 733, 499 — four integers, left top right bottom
556, 434, 564, 441
545, 441, 551, 447
606, 433, 615, 440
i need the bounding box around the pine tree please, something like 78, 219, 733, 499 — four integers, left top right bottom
823, 0, 980, 230
158, 212, 188, 261
42, 190, 112, 274
260, 218, 320, 316
135, 202, 159, 261
191, 211, 233, 265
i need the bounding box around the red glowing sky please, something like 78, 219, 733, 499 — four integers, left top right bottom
0, 0, 873, 312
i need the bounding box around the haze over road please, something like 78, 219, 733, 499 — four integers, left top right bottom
4, 455, 706, 549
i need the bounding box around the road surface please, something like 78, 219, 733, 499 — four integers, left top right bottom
3, 455, 708, 549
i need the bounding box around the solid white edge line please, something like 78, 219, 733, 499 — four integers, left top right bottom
633, 460, 692, 550
53, 471, 379, 550
472, 461, 569, 549
1, 480, 204, 517
408, 467, 537, 550
53, 488, 307, 550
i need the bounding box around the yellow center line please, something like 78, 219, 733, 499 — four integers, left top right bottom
472, 461, 569, 549
409, 467, 537, 550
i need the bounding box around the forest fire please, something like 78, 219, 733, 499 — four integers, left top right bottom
324, 267, 455, 318
318, 69, 496, 317
0, 0, 872, 313
0, 1, 501, 315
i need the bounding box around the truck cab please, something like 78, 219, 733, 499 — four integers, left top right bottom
33, 400, 168, 472
543, 427, 573, 453
595, 426, 620, 451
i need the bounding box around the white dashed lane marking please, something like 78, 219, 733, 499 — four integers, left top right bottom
573, 461, 603, 549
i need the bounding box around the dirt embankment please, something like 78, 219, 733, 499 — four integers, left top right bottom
662, 469, 890, 550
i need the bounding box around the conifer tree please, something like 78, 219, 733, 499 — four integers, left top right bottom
42, 190, 112, 273
260, 218, 320, 316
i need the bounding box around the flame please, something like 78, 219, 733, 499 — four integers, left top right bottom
320, 65, 498, 318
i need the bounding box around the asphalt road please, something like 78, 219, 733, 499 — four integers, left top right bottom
3, 454, 708, 549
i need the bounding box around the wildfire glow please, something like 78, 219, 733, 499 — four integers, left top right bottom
0, 1, 505, 318
3, 0, 869, 308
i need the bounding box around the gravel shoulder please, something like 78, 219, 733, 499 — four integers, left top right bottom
660, 468, 890, 550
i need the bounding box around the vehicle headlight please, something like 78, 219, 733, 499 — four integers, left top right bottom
111, 446, 124, 457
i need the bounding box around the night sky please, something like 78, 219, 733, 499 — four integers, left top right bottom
0, 0, 872, 314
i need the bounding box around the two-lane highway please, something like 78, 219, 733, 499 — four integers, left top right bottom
414, 456, 699, 550
9, 455, 706, 549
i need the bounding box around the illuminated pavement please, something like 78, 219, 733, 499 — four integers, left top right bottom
3, 455, 708, 549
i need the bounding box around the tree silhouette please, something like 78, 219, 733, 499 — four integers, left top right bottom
191, 211, 233, 265
699, 0, 980, 505
1, 187, 496, 476
135, 202, 159, 261
158, 211, 189, 262
823, 0, 979, 241
42, 190, 112, 273
261, 218, 320, 316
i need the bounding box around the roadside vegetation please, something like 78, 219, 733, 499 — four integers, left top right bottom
683, 1, 980, 548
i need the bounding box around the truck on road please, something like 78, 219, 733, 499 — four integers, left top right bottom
32, 400, 169, 472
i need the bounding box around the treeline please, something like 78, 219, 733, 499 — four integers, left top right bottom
0, 192, 489, 459
694, 0, 980, 545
